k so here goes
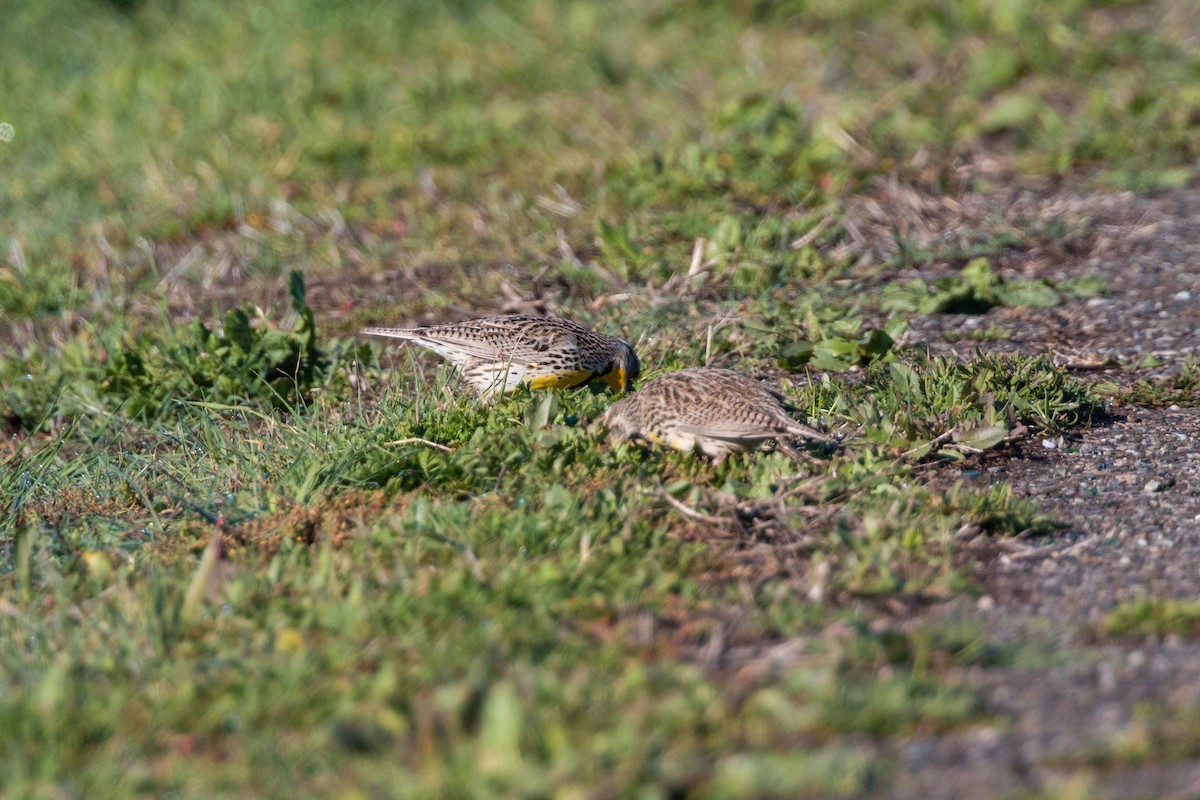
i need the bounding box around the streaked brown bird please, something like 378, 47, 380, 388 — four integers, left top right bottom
603, 367, 832, 460
361, 314, 640, 402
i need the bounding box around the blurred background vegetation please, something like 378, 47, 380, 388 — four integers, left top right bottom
3, 0, 1198, 319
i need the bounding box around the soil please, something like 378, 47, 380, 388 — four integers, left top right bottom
847, 183, 1200, 798
841, 181, 1200, 372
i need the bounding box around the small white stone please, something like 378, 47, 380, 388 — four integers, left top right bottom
1174, 291, 1192, 301
1097, 662, 1117, 693
977, 595, 995, 611
972, 726, 1001, 746
1042, 438, 1058, 449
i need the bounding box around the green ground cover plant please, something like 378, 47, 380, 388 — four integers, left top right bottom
1103, 598, 1200, 638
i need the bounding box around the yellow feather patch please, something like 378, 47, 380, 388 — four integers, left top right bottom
599, 366, 626, 392
666, 435, 694, 452
527, 369, 595, 390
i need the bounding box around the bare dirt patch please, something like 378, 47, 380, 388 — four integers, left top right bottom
228, 489, 399, 554
842, 181, 1200, 377
883, 408, 1200, 799
845, 184, 1200, 797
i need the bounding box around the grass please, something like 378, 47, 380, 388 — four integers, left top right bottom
1102, 598, 1200, 638
1105, 357, 1200, 408
1, 0, 1196, 795
0, 297, 1092, 794
1034, 701, 1200, 783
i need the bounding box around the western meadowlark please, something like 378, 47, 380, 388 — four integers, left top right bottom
361, 314, 640, 401
602, 367, 832, 460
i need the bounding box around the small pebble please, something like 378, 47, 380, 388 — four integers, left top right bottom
1042, 438, 1058, 450
971, 726, 1002, 748
1144, 477, 1175, 493
902, 739, 936, 767
977, 595, 995, 611
1174, 290, 1192, 301
1097, 662, 1117, 693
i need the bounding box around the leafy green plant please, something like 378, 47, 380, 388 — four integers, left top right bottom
1108, 357, 1200, 408
1, 272, 346, 431
742, 300, 903, 372
595, 95, 848, 286
953, 324, 1013, 343
0, 262, 76, 317
778, 326, 898, 372
100, 272, 326, 418
881, 258, 1060, 314
813, 351, 1098, 458
1103, 598, 1200, 638
615, 96, 846, 210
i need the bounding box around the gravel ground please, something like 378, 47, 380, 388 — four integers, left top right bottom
888, 409, 1200, 799
849, 185, 1200, 798
842, 181, 1200, 373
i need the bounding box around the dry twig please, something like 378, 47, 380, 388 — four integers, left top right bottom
385, 437, 455, 452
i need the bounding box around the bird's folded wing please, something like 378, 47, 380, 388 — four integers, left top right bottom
430, 323, 579, 363
361, 326, 497, 359
671, 422, 785, 440
403, 330, 513, 361
508, 334, 581, 367
360, 326, 419, 340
